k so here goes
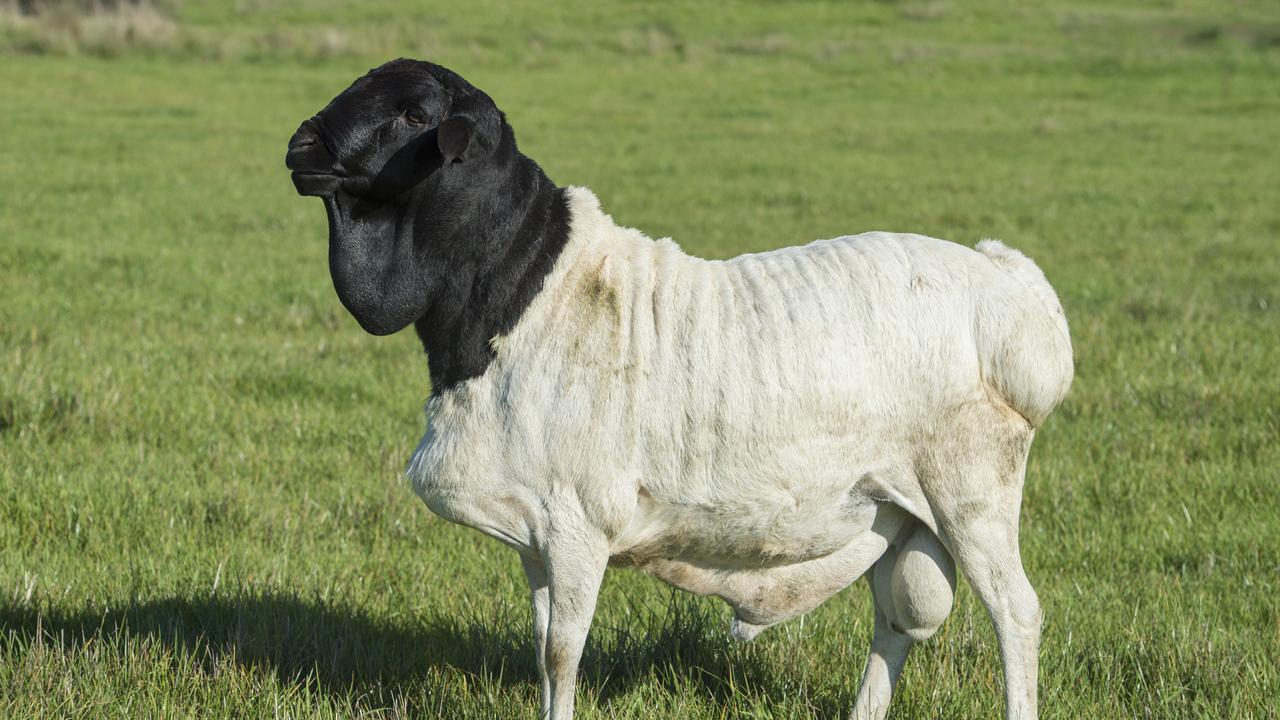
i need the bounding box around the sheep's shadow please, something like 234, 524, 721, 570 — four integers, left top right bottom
1, 593, 522, 700
1, 590, 840, 714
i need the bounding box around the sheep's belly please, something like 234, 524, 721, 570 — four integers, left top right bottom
620, 500, 905, 629
609, 473, 887, 570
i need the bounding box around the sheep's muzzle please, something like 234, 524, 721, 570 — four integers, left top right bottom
286, 121, 344, 197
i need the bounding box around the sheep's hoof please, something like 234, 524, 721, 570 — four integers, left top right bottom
730, 616, 768, 643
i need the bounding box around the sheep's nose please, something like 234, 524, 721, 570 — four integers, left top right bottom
287, 120, 336, 175
288, 122, 319, 151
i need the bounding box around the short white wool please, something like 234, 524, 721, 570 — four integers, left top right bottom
406, 186, 1073, 720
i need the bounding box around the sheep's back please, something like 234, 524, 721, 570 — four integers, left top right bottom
706, 231, 1071, 428
608, 231, 1068, 500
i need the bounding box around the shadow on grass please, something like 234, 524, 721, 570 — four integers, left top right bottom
1, 593, 523, 697
0, 590, 826, 713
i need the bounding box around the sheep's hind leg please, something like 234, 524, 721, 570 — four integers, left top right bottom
725, 527, 895, 643
851, 523, 956, 720
646, 506, 909, 642
927, 412, 1041, 720
939, 505, 1041, 720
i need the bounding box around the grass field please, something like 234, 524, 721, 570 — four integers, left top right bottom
2, 1, 1278, 718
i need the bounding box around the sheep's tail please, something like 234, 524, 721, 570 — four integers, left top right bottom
974, 239, 1074, 427
975, 240, 1072, 345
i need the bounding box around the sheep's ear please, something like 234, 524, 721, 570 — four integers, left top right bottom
437, 115, 474, 164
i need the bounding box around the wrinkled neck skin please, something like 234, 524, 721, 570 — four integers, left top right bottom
323, 141, 570, 392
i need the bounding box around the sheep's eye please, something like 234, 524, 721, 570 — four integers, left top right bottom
403, 108, 428, 126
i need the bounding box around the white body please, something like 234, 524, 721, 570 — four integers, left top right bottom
408, 187, 1072, 720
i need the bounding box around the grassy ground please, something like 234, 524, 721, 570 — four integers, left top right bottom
2, 1, 1278, 718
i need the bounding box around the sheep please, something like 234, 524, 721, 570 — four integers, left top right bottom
286, 58, 1074, 720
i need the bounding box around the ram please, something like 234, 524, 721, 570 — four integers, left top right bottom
286, 59, 1073, 720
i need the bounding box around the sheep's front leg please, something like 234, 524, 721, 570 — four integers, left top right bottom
521, 555, 552, 719
535, 533, 608, 719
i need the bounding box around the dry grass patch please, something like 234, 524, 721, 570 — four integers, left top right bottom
0, 0, 179, 55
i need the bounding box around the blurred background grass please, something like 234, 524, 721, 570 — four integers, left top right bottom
1, 1, 1278, 718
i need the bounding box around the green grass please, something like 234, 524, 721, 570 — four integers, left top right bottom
2, 1, 1278, 717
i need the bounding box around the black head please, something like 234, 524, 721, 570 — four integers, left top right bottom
287, 59, 499, 203
285, 59, 571, 389
285, 59, 514, 336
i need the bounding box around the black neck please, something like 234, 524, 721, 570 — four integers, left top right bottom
412, 154, 571, 391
